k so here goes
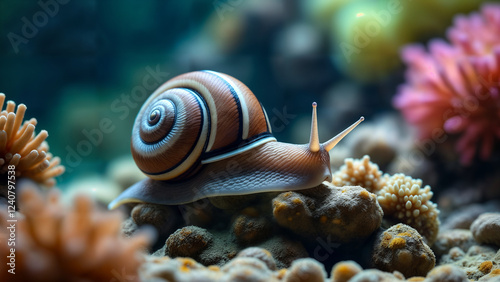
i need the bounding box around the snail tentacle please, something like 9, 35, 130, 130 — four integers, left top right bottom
309, 102, 320, 153
323, 116, 365, 152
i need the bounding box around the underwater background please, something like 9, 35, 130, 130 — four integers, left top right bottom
0, 0, 478, 185
0, 0, 497, 185
1, 0, 500, 281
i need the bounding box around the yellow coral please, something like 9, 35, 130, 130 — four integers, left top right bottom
0, 187, 150, 282
0, 93, 64, 186
332, 155, 384, 193
377, 173, 439, 245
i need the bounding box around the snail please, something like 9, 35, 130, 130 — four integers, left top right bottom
108, 70, 363, 209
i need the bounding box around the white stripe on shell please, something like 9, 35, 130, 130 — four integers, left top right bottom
148, 89, 209, 179
202, 136, 277, 164
262, 106, 272, 134
204, 70, 250, 140
157, 78, 217, 151
132, 94, 186, 158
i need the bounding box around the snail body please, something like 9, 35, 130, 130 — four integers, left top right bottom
109, 71, 363, 209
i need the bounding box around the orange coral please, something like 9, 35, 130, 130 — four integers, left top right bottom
0, 187, 150, 282
0, 93, 64, 186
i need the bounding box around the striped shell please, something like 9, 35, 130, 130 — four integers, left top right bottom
131, 70, 276, 180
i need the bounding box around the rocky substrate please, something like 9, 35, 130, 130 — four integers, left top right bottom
122, 184, 500, 281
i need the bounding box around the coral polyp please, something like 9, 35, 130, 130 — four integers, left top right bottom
0, 93, 64, 186
377, 173, 440, 245
332, 155, 385, 193
393, 3, 500, 165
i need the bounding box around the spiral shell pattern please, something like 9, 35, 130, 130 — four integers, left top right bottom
131, 71, 275, 180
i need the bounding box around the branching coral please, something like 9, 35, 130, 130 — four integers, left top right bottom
0, 93, 64, 186
332, 155, 385, 193
377, 173, 440, 245
0, 187, 150, 282
394, 3, 500, 165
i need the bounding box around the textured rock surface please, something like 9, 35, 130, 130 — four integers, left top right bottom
372, 224, 435, 277
221, 257, 276, 281
232, 207, 273, 244
471, 213, 500, 247
441, 203, 500, 230
140, 256, 225, 281
134, 192, 309, 269
283, 258, 327, 282
139, 249, 499, 282
479, 268, 500, 281
424, 264, 469, 282
439, 245, 499, 281
132, 203, 180, 238
330, 260, 363, 282
349, 269, 405, 282
257, 236, 309, 269
433, 229, 476, 257
272, 182, 383, 243
166, 226, 213, 258
236, 247, 277, 270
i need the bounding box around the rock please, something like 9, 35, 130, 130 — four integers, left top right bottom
441, 203, 499, 230
132, 203, 180, 238
330, 260, 363, 282
478, 269, 500, 281
232, 208, 273, 244
433, 229, 476, 257
166, 226, 213, 258
236, 247, 277, 270
258, 236, 309, 269
440, 244, 498, 281
349, 269, 404, 282
424, 264, 469, 282
272, 183, 383, 243
283, 258, 327, 282
471, 213, 500, 247
372, 224, 435, 277
221, 257, 275, 282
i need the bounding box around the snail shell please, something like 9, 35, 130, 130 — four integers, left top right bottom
131, 70, 276, 181
109, 71, 363, 208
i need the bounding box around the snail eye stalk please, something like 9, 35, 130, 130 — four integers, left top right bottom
309, 102, 320, 153
323, 116, 364, 152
